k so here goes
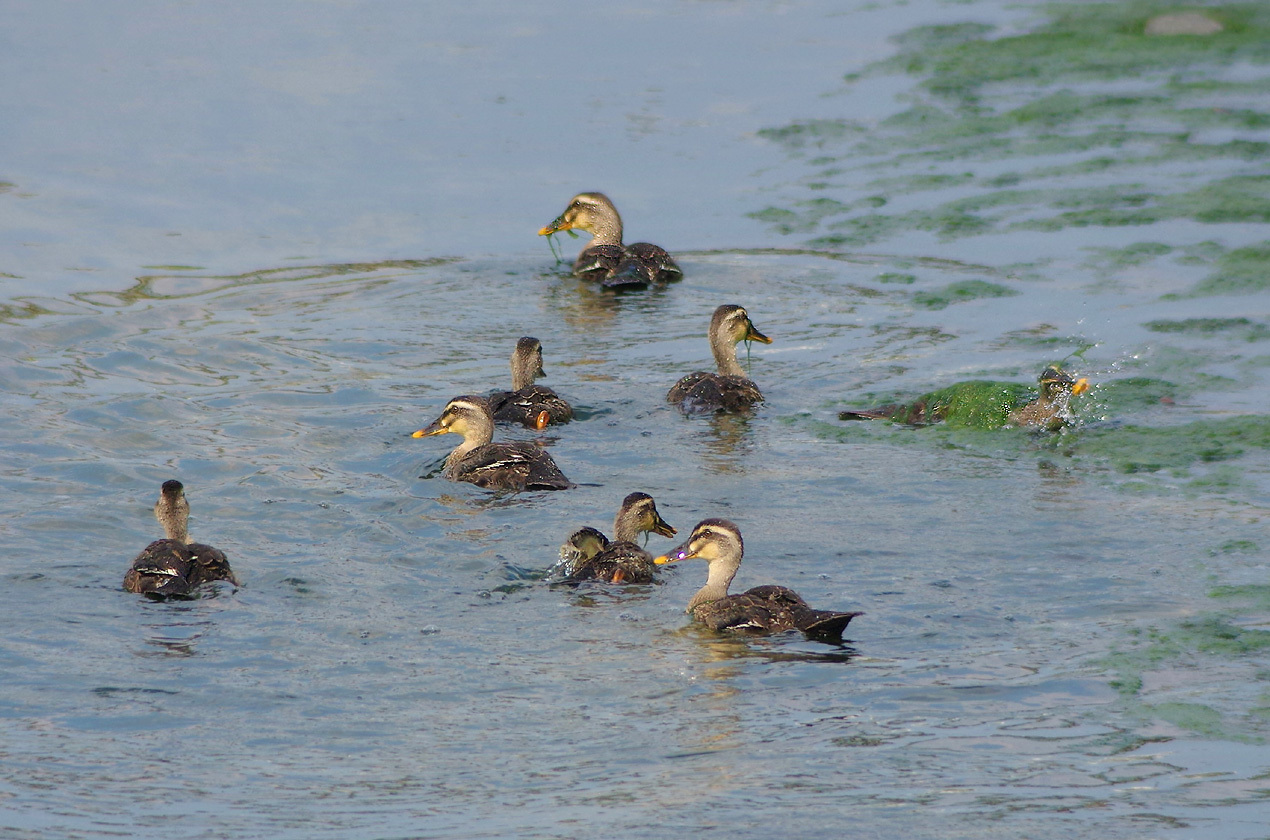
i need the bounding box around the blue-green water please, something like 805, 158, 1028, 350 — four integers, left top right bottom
1, 2, 1268, 839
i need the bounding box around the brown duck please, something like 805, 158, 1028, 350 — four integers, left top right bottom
538, 192, 682, 288
488, 337, 573, 430
655, 518, 861, 644
667, 304, 772, 413
839, 365, 1090, 431
123, 480, 239, 598
413, 395, 573, 491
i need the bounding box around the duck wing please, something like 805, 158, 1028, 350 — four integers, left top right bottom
566, 541, 656, 584
670, 373, 763, 414
456, 443, 573, 491
573, 244, 624, 282
186, 543, 239, 587
491, 386, 573, 427
694, 585, 859, 643
123, 539, 195, 597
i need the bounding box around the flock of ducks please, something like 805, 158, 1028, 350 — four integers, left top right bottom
125, 192, 1091, 645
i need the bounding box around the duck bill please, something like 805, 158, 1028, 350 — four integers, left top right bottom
1071, 377, 1090, 396
653, 541, 696, 565
651, 514, 677, 539
538, 216, 572, 236
745, 324, 772, 344
411, 418, 449, 438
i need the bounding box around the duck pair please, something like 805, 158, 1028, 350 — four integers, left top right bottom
558, 494, 860, 644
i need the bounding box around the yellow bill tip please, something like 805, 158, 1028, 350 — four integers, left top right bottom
1072, 378, 1090, 395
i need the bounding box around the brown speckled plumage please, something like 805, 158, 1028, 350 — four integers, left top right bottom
539, 192, 682, 288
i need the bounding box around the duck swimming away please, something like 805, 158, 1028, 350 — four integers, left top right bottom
538, 192, 682, 289
556, 492, 677, 584
839, 365, 1090, 431
667, 304, 772, 414
413, 395, 573, 491
655, 518, 861, 645
488, 336, 573, 430
123, 480, 239, 598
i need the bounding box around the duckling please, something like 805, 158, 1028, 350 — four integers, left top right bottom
667, 304, 772, 413
488, 337, 573, 430
654, 518, 861, 644
557, 492, 677, 584
538, 192, 683, 288
839, 365, 1090, 431
123, 480, 239, 598
413, 395, 573, 491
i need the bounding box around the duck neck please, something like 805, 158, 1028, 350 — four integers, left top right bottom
687, 557, 739, 613
587, 209, 623, 247
156, 504, 190, 544
510, 354, 537, 391
446, 418, 494, 469
710, 331, 745, 378
613, 509, 640, 543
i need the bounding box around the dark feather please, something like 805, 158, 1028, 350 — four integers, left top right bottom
451, 442, 573, 491
489, 385, 573, 428
668, 372, 764, 414
693, 585, 860, 644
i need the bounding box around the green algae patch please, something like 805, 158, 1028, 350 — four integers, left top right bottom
1145, 317, 1270, 341
1149, 702, 1229, 738
912, 279, 1019, 310
753, 2, 1270, 248
1210, 584, 1270, 609
1102, 615, 1270, 741
838, 379, 1042, 428
1182, 242, 1270, 297
1071, 415, 1270, 474
1084, 377, 1181, 414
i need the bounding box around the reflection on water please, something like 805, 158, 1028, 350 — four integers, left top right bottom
682, 626, 860, 667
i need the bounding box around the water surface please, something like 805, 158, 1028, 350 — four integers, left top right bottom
1, 2, 1268, 839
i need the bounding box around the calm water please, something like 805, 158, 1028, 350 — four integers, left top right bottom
2, 2, 1268, 839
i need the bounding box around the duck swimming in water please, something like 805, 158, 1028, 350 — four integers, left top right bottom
123, 480, 239, 598
839, 365, 1090, 431
488, 337, 573, 430
413, 395, 573, 491
538, 192, 682, 289
667, 304, 772, 414
557, 492, 677, 584
655, 518, 861, 644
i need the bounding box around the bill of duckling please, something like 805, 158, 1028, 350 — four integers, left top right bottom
839, 365, 1090, 431
667, 304, 772, 414
654, 518, 861, 645
538, 192, 682, 289
123, 480, 239, 598
488, 337, 574, 430
413, 395, 573, 491
556, 492, 677, 584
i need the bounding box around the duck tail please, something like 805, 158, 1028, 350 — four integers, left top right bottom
602, 257, 654, 289
838, 405, 901, 421
798, 610, 863, 644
